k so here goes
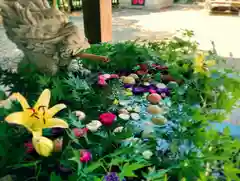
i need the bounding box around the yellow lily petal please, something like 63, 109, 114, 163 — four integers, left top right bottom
32, 130, 43, 137
11, 93, 30, 110
43, 118, 69, 129
32, 136, 53, 157
206, 60, 216, 67
47, 104, 66, 118
34, 89, 51, 110
5, 112, 26, 125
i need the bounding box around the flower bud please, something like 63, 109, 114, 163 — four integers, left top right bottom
86, 120, 102, 132
32, 136, 54, 157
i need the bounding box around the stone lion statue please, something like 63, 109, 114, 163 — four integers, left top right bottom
0, 0, 108, 75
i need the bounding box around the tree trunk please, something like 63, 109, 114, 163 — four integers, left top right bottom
82, 0, 112, 44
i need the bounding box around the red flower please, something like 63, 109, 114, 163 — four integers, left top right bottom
24, 141, 34, 153
138, 64, 148, 71
136, 70, 148, 75
110, 74, 119, 79
99, 112, 116, 126
73, 128, 89, 138
149, 89, 157, 93
80, 150, 92, 163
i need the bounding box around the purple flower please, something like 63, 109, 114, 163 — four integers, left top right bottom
104, 172, 126, 181
132, 86, 148, 94
123, 84, 133, 88
156, 88, 170, 95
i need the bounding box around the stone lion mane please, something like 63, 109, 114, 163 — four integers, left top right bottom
0, 0, 89, 75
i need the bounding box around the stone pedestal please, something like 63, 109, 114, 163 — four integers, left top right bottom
119, 0, 173, 9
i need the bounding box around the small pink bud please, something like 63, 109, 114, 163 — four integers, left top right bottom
73, 128, 89, 138
80, 150, 92, 163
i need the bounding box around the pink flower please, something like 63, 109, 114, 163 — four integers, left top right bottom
149, 89, 157, 93
110, 74, 119, 79
98, 79, 107, 86
80, 150, 92, 163
99, 112, 116, 126
24, 141, 34, 153
73, 128, 89, 138
98, 75, 106, 80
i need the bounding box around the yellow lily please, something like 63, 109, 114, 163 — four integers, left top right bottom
5, 89, 69, 136
32, 136, 54, 157
193, 52, 216, 76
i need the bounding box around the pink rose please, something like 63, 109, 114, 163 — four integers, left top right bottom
110, 74, 119, 79
80, 150, 92, 163
73, 128, 89, 138
98, 79, 107, 86
99, 112, 116, 126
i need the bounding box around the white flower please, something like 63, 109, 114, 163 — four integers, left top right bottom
74, 111, 86, 120
119, 113, 130, 120
113, 126, 124, 133
86, 120, 102, 132
142, 150, 153, 160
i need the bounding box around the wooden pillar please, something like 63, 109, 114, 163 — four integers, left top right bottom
82, 0, 112, 44
52, 0, 58, 8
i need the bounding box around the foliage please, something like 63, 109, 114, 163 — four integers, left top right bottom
0, 30, 239, 181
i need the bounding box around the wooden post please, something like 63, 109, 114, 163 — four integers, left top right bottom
82, 0, 112, 44
52, 0, 58, 8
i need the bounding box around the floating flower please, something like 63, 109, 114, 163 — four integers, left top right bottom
104, 172, 126, 181
98, 79, 107, 86
99, 113, 116, 126
80, 150, 92, 163
118, 108, 129, 115
151, 115, 168, 125
32, 136, 54, 157
5, 89, 68, 136
156, 83, 167, 89
193, 51, 216, 75
53, 138, 63, 152
24, 141, 34, 153
132, 87, 148, 95
110, 74, 119, 79
86, 120, 102, 132
147, 93, 162, 104
122, 76, 136, 85
113, 126, 124, 133
129, 73, 139, 79
142, 150, 153, 160
118, 113, 130, 120
74, 111, 86, 120
73, 127, 89, 137
130, 113, 140, 120
149, 89, 157, 93
102, 74, 111, 79
147, 105, 163, 115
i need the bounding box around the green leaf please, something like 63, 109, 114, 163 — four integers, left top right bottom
50, 172, 62, 181
83, 161, 103, 173
120, 163, 147, 178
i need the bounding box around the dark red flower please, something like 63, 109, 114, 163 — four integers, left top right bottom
73, 128, 89, 138
24, 141, 34, 153
138, 63, 148, 71
99, 112, 116, 126
80, 150, 92, 163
